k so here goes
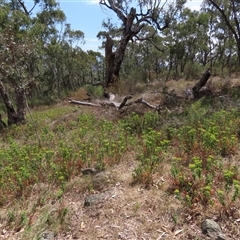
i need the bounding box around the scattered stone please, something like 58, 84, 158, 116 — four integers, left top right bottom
92, 171, 111, 191
39, 230, 55, 240
185, 88, 194, 100
201, 219, 226, 240
217, 233, 227, 240
81, 168, 98, 175
84, 190, 112, 207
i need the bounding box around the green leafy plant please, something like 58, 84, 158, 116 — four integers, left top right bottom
133, 129, 169, 186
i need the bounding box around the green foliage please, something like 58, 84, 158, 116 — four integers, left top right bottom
170, 108, 240, 209
1, 93, 240, 226
185, 97, 210, 123
120, 112, 159, 135
133, 130, 169, 186
0, 107, 133, 205
84, 84, 104, 98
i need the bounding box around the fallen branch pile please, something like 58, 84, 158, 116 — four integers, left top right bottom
69, 94, 162, 112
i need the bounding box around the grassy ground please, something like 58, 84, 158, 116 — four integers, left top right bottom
0, 78, 240, 239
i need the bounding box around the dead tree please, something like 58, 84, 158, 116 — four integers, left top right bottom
192, 69, 211, 98
99, 0, 179, 88
105, 34, 116, 87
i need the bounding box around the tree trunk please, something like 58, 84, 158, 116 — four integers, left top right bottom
237, 40, 240, 66
105, 33, 133, 88
0, 81, 27, 126
0, 81, 18, 125
15, 87, 27, 124
0, 114, 7, 130
192, 69, 211, 98
105, 34, 115, 87
104, 7, 139, 88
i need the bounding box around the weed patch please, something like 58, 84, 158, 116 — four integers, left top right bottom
169, 109, 240, 212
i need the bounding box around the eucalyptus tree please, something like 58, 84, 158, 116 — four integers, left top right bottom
99, 0, 186, 87
0, 1, 41, 125
204, 0, 240, 67
86, 50, 105, 84
201, 1, 238, 74
121, 27, 166, 83
162, 7, 211, 80
41, 23, 85, 98
0, 0, 72, 125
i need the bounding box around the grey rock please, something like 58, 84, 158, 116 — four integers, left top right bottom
84, 190, 112, 207
92, 171, 111, 191
217, 233, 227, 240
39, 230, 55, 240
201, 219, 226, 240
81, 167, 98, 175
185, 88, 194, 100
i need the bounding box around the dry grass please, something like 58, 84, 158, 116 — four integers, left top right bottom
2, 155, 238, 239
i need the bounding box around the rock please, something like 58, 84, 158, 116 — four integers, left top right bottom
81, 168, 98, 175
84, 190, 112, 207
201, 219, 226, 240
217, 233, 227, 240
186, 88, 194, 100
39, 230, 55, 240
92, 171, 111, 191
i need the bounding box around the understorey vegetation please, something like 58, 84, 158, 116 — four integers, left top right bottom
0, 95, 239, 218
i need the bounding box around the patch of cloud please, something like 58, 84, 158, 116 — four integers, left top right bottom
81, 37, 102, 52
87, 0, 99, 4
185, 0, 202, 11
82, 43, 102, 52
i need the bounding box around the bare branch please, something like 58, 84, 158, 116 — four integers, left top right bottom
118, 95, 133, 109
28, 2, 38, 15
208, 0, 238, 41
17, 0, 30, 15
100, 0, 127, 23
68, 99, 101, 107
231, 0, 240, 38
68, 95, 162, 112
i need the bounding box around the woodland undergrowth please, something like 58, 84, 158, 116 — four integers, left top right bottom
0, 96, 240, 231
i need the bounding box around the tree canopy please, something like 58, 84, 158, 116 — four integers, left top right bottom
0, 0, 240, 126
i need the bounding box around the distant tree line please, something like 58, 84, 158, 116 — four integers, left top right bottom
0, 0, 239, 126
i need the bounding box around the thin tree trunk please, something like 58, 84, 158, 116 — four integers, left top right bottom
15, 87, 27, 124
0, 114, 7, 130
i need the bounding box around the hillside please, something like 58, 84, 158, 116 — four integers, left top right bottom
0, 78, 240, 240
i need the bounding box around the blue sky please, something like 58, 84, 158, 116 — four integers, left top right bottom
25, 0, 202, 52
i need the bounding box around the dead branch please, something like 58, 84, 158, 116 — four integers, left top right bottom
99, 95, 133, 109
68, 99, 101, 107
68, 95, 162, 112
118, 95, 133, 109
137, 99, 159, 110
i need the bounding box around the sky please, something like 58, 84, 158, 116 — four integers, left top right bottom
25, 0, 203, 52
